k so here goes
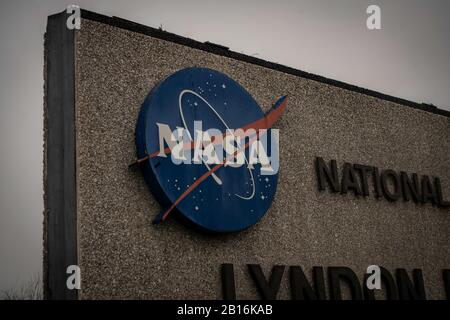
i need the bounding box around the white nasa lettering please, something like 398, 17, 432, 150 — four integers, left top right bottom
157, 122, 280, 175
197, 130, 222, 165
156, 123, 188, 164
223, 129, 244, 168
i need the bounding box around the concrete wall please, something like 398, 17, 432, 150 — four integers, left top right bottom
72, 17, 449, 299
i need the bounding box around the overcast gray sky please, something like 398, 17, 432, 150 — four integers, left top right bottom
0, 0, 449, 292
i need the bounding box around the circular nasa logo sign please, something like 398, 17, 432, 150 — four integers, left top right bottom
135, 67, 286, 232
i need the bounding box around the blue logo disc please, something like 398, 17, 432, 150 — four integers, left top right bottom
135, 68, 279, 232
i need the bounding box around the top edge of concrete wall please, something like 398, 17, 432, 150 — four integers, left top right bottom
52, 8, 450, 119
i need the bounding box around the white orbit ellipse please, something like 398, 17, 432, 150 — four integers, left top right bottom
178, 89, 256, 200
